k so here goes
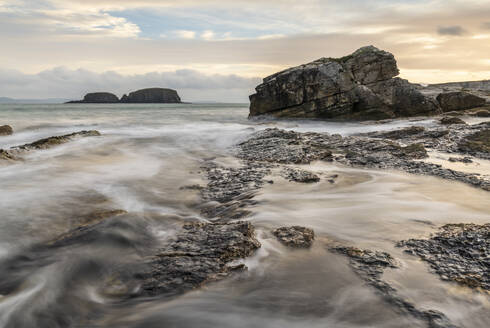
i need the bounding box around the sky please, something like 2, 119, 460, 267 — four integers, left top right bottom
0, 0, 489, 102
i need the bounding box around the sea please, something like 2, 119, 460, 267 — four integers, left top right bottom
0, 103, 489, 327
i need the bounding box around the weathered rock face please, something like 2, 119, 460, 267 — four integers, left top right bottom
138, 221, 261, 296
398, 224, 489, 290
82, 92, 119, 103
436, 92, 486, 112
249, 46, 440, 120
273, 226, 315, 248
0, 125, 13, 136
120, 88, 181, 103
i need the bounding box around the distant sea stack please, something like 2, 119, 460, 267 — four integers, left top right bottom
66, 88, 181, 104
120, 88, 181, 104
249, 46, 489, 120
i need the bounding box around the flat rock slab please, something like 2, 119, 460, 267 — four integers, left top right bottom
12, 130, 101, 151
138, 221, 261, 296
273, 226, 315, 248
398, 223, 489, 291
238, 128, 489, 191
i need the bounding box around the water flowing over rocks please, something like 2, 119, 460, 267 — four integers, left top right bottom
249, 46, 440, 120
272, 226, 315, 248
436, 92, 487, 112
331, 246, 459, 328
238, 127, 490, 191
12, 130, 101, 151
0, 130, 101, 162
0, 124, 13, 135
137, 221, 261, 297
398, 224, 489, 291
199, 160, 272, 220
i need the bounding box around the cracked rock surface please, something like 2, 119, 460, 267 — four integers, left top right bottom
398, 223, 489, 291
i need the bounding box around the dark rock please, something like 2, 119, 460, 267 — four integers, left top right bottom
473, 109, 490, 117
249, 46, 440, 120
199, 160, 272, 220
67, 92, 119, 103
458, 129, 490, 154
0, 149, 16, 161
238, 128, 489, 191
0, 124, 13, 136
273, 226, 315, 248
440, 116, 466, 125
281, 167, 320, 183
331, 245, 458, 328
179, 184, 205, 190
120, 88, 181, 103
371, 126, 425, 140
397, 143, 428, 159
398, 224, 489, 291
12, 130, 101, 151
436, 92, 486, 112
448, 156, 473, 163
137, 221, 261, 296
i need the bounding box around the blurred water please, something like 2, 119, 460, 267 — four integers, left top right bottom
0, 103, 488, 328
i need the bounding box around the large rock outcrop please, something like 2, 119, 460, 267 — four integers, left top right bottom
436, 91, 486, 112
249, 46, 440, 120
120, 88, 181, 103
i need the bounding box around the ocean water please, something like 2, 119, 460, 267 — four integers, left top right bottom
0, 103, 489, 327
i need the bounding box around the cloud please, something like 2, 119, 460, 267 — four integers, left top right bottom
201, 30, 215, 40
0, 67, 261, 102
174, 30, 196, 39
437, 25, 467, 36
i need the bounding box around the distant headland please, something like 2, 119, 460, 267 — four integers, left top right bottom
66, 88, 182, 104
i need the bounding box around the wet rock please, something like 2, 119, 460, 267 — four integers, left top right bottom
440, 116, 466, 125
398, 223, 489, 290
448, 156, 473, 163
371, 126, 425, 140
331, 245, 458, 328
137, 221, 261, 296
179, 184, 205, 190
458, 129, 490, 155
199, 160, 272, 220
238, 128, 489, 191
0, 149, 17, 161
473, 109, 490, 117
273, 226, 315, 248
12, 130, 101, 151
0, 124, 13, 136
397, 143, 428, 159
120, 88, 181, 103
436, 91, 486, 112
281, 167, 320, 183
249, 46, 440, 120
